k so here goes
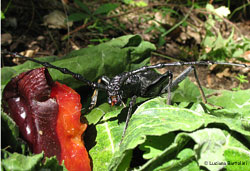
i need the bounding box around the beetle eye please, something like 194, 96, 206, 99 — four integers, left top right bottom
108, 97, 112, 104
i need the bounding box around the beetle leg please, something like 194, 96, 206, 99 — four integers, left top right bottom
116, 60, 249, 94
170, 66, 194, 88
100, 76, 111, 85
192, 66, 207, 104
89, 79, 102, 110
165, 66, 207, 104
122, 61, 249, 85
167, 74, 173, 105
121, 100, 126, 108
149, 70, 173, 105
173, 66, 207, 104
191, 67, 222, 108
119, 95, 137, 145
139, 61, 249, 69
89, 76, 110, 110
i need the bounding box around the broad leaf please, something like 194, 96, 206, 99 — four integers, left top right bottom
153, 148, 199, 171
1, 152, 67, 171
2, 35, 249, 171
108, 97, 208, 170
1, 111, 29, 154
86, 78, 250, 171
74, 0, 91, 14
138, 128, 250, 171
1, 152, 44, 171
1, 35, 156, 90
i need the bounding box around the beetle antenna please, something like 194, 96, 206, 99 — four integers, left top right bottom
3, 51, 107, 90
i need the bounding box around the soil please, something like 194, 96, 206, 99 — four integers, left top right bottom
2, 0, 250, 91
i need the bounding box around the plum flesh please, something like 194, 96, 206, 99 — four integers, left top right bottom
2, 68, 61, 160
3, 68, 91, 171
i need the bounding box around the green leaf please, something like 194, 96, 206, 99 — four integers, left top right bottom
1, 112, 19, 141
213, 32, 226, 50
206, 3, 215, 11
232, 48, 244, 57
85, 103, 123, 125
188, 128, 226, 171
42, 156, 67, 171
2, 152, 44, 171
134, 1, 148, 7
1, 152, 67, 171
144, 25, 156, 34
154, 148, 198, 171
87, 79, 249, 170
93, 3, 119, 15
1, 10, 5, 19
74, 0, 91, 14
225, 148, 250, 171
3, 34, 249, 171
139, 133, 176, 159
172, 79, 250, 136
207, 89, 250, 111
1, 35, 156, 90
123, 34, 142, 48
158, 36, 166, 47
135, 133, 190, 171
1, 67, 17, 89
1, 111, 26, 152
123, 0, 148, 7
68, 12, 89, 22
137, 128, 249, 171
89, 108, 122, 171
171, 78, 214, 103
108, 97, 207, 170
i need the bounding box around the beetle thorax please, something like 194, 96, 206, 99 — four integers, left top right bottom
107, 76, 123, 106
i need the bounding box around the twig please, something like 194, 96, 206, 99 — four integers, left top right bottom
62, 21, 94, 40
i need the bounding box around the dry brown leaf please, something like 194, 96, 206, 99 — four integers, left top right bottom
216, 68, 231, 78
43, 10, 73, 29
1, 33, 12, 46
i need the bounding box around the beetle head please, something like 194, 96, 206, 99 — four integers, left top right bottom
107, 85, 123, 106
